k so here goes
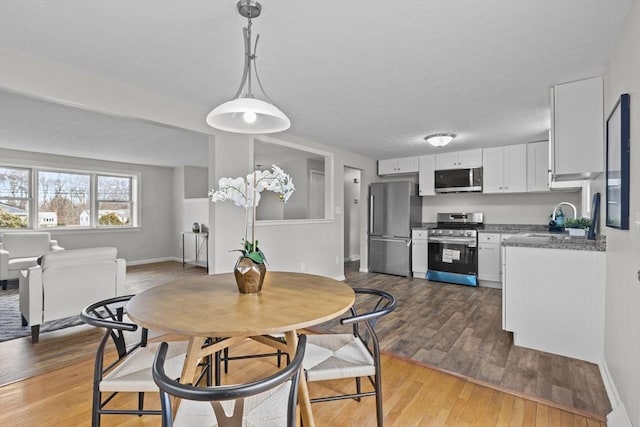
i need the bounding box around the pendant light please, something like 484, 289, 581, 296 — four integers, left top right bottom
206, 0, 290, 134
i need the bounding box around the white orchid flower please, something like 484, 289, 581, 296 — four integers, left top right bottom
208, 165, 296, 261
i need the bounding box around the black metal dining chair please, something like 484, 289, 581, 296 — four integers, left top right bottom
81, 295, 189, 427
153, 334, 307, 426
302, 288, 397, 427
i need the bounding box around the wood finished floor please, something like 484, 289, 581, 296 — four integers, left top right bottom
0, 334, 607, 427
331, 261, 611, 418
0, 261, 610, 424
0, 262, 207, 386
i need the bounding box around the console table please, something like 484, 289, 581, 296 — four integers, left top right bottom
180, 231, 208, 273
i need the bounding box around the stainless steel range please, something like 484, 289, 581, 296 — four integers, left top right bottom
426, 212, 484, 286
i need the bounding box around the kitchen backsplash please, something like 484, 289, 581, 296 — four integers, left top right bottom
421, 191, 581, 225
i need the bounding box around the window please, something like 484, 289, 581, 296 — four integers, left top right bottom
0, 164, 138, 230
0, 166, 30, 229
97, 175, 132, 227
38, 171, 90, 228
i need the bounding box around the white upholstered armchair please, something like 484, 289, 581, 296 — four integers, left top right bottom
0, 232, 64, 290
19, 247, 126, 343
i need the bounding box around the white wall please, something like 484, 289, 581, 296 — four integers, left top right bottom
209, 132, 376, 278
0, 49, 378, 278
343, 167, 361, 261
601, 2, 640, 425
421, 191, 582, 225
184, 166, 208, 199
0, 147, 175, 263
181, 198, 209, 263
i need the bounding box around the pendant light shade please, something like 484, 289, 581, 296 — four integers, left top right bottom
206, 97, 290, 134
206, 1, 290, 134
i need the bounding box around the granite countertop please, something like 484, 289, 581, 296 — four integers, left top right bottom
413, 223, 606, 252
414, 223, 548, 233
502, 232, 606, 252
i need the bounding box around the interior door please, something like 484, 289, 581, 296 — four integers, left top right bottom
308, 169, 325, 219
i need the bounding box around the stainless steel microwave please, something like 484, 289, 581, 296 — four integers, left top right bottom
434, 167, 483, 193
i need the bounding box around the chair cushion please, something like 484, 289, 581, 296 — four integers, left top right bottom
100, 341, 188, 393
2, 232, 51, 258
8, 256, 39, 272
173, 381, 292, 427
39, 247, 117, 269
303, 334, 375, 382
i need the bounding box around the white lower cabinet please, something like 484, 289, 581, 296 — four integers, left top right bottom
503, 245, 605, 363
411, 230, 428, 278
478, 233, 501, 284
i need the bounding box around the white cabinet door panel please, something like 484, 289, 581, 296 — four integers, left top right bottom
418, 155, 436, 196
457, 149, 483, 168
503, 144, 527, 193
435, 152, 458, 170
527, 141, 550, 192
482, 147, 503, 193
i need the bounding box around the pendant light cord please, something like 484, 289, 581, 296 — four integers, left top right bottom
230, 8, 275, 104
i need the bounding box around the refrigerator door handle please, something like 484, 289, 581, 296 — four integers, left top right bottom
369, 194, 374, 234
407, 239, 412, 247
370, 237, 408, 243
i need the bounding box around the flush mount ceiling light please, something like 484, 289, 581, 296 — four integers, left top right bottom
206, 0, 290, 134
424, 133, 456, 147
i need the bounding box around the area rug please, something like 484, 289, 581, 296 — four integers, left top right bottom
0, 287, 84, 342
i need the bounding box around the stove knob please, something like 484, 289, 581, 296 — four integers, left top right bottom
449, 230, 454, 235
466, 231, 472, 237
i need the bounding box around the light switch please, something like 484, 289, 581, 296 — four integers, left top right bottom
335, 207, 342, 215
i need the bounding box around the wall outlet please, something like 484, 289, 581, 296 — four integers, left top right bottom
300, 262, 306, 272
335, 256, 340, 264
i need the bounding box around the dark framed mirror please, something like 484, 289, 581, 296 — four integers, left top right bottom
605, 93, 630, 230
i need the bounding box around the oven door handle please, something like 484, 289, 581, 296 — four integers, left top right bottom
428, 236, 477, 246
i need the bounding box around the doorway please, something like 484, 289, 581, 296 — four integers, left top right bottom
343, 166, 362, 272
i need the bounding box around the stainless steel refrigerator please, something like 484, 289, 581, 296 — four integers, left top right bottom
368, 181, 422, 276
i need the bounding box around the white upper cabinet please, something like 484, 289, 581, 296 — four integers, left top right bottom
527, 141, 550, 192
435, 149, 482, 170
418, 155, 436, 196
378, 156, 419, 175
550, 76, 604, 181
482, 144, 527, 193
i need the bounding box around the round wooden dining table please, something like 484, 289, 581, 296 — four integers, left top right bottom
127, 271, 355, 427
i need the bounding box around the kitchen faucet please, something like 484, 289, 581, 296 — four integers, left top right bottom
551, 202, 577, 221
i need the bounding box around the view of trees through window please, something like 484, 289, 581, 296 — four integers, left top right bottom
38, 171, 90, 227
97, 175, 132, 226
0, 167, 30, 228
0, 165, 135, 229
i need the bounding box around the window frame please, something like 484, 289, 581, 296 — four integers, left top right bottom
251, 135, 335, 223
95, 174, 135, 228
0, 165, 32, 229
0, 162, 140, 231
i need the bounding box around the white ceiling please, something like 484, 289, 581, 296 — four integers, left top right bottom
0, 0, 632, 167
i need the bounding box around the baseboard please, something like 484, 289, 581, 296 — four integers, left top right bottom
599, 358, 633, 427
126, 257, 180, 266
478, 280, 502, 289
334, 275, 346, 281
359, 267, 369, 273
